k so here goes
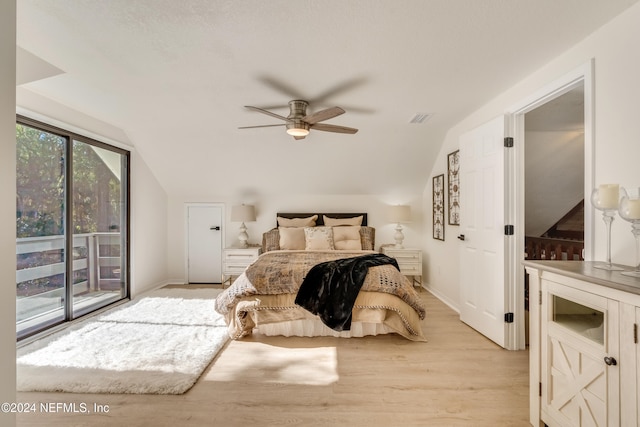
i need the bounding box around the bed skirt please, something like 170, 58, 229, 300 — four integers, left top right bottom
224, 291, 427, 342
256, 318, 393, 338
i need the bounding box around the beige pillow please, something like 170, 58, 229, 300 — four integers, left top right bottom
304, 226, 335, 250
278, 227, 306, 250
332, 226, 362, 250
277, 215, 318, 227
323, 215, 363, 226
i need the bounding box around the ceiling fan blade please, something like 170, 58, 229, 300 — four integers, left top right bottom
257, 76, 305, 100
334, 104, 376, 114
238, 124, 286, 129
311, 123, 358, 134
244, 105, 291, 122
303, 106, 345, 124
311, 76, 367, 104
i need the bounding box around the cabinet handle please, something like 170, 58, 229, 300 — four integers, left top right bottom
604, 356, 617, 366
457, 234, 465, 241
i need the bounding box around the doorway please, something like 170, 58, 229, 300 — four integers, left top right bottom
522, 85, 585, 343
510, 61, 594, 349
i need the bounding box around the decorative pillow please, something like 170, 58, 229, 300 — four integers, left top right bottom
332, 226, 362, 250
278, 227, 306, 250
323, 215, 363, 226
277, 215, 318, 227
262, 228, 280, 252
360, 226, 375, 250
304, 226, 335, 250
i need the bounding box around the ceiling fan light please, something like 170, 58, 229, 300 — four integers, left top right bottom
286, 120, 310, 137
286, 127, 310, 137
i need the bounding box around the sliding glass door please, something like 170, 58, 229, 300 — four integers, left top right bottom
16, 122, 67, 335
16, 117, 129, 339
70, 140, 128, 318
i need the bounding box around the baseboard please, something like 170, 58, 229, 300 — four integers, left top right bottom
422, 283, 460, 314
132, 279, 172, 298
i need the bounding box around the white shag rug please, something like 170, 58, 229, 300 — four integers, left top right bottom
17, 288, 228, 394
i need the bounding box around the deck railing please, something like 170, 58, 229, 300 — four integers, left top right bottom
524, 236, 584, 261
16, 232, 122, 320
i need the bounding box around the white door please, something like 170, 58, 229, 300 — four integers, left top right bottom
187, 205, 222, 283
459, 115, 512, 348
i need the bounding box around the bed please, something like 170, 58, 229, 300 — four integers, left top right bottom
214, 213, 426, 341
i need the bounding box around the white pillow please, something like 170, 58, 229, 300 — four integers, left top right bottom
277, 215, 318, 227
332, 226, 362, 250
278, 227, 306, 250
304, 227, 335, 250
323, 215, 363, 226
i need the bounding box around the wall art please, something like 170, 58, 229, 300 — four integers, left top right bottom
447, 150, 460, 225
433, 174, 445, 240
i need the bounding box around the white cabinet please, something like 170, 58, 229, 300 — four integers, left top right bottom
541, 281, 619, 426
525, 261, 640, 427
620, 303, 640, 427
380, 246, 422, 286
222, 246, 261, 286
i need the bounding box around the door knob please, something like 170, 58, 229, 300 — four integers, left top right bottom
457, 234, 465, 241
604, 356, 617, 366
210, 226, 221, 231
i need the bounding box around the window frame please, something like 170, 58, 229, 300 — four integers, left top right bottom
16, 114, 131, 340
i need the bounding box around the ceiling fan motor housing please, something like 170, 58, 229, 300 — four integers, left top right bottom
288, 100, 309, 119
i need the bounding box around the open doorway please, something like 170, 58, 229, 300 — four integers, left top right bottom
524, 85, 585, 256
522, 84, 585, 344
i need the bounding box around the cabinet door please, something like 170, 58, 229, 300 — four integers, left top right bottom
541, 280, 620, 427
620, 303, 639, 427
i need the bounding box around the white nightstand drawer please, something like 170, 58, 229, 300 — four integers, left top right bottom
223, 247, 261, 262
222, 247, 262, 283
223, 263, 253, 275
397, 263, 422, 275
380, 246, 422, 286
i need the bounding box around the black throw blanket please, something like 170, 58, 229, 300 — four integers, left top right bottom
294, 253, 400, 332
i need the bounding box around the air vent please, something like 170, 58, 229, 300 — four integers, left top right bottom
409, 113, 432, 124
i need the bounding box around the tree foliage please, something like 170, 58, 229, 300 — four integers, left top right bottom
16, 124, 123, 238
16, 124, 65, 237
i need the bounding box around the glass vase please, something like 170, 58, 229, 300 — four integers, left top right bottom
591, 185, 623, 271
618, 187, 640, 277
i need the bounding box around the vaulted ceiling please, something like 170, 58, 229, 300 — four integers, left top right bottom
15, 0, 639, 197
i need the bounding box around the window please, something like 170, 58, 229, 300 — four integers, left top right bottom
16, 116, 130, 340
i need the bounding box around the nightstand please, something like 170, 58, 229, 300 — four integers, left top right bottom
222, 246, 261, 287
380, 245, 422, 286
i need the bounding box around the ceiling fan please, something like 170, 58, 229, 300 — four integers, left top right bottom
238, 100, 358, 140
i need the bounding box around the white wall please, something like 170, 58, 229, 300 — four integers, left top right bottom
422, 1, 640, 309
130, 153, 169, 296
166, 193, 424, 283
525, 130, 584, 236
1, 2, 17, 425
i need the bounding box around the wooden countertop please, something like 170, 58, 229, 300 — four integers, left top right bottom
522, 260, 640, 296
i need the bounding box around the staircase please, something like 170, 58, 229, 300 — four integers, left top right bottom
525, 200, 584, 261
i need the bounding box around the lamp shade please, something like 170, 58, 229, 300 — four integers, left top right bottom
389, 205, 411, 223
231, 204, 256, 222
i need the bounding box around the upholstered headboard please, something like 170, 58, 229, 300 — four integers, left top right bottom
275, 212, 368, 226
262, 213, 374, 252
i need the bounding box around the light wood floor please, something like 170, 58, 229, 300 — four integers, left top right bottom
17, 287, 530, 427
